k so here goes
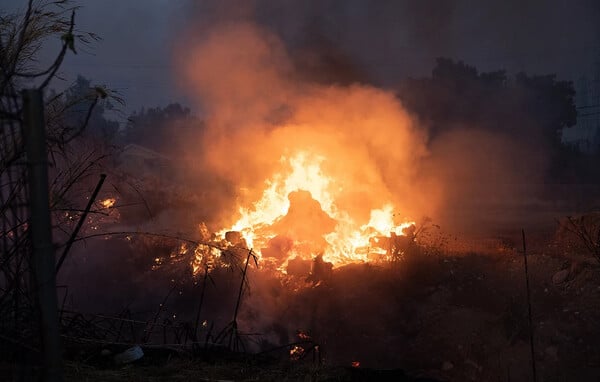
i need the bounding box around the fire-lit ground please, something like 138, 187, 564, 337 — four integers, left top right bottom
58, 204, 600, 381
52, 129, 600, 381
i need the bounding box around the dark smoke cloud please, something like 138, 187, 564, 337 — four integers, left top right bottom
182, 0, 600, 86
171, 0, 595, 235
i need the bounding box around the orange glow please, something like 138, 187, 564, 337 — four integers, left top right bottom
297, 330, 311, 340
100, 198, 116, 208
214, 151, 415, 270
289, 345, 304, 360
176, 23, 432, 275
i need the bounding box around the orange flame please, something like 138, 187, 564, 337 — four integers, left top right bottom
297, 330, 311, 340
100, 198, 116, 208
177, 24, 430, 275
289, 345, 305, 360
215, 151, 414, 270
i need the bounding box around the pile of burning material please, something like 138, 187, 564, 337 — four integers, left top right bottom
178, 223, 419, 281
99, 149, 425, 283
171, 151, 420, 280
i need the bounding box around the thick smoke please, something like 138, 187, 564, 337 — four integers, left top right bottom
166, 1, 586, 237
422, 127, 549, 234
180, 0, 600, 83
173, 22, 434, 230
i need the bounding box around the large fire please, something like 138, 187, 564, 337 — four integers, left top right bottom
206, 150, 415, 272
171, 23, 432, 275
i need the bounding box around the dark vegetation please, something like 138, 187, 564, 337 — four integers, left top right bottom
37, 233, 600, 381
398, 57, 596, 183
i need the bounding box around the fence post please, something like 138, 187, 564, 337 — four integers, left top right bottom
23, 89, 63, 382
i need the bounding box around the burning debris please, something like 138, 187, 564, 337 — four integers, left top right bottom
296, 330, 312, 341
109, 145, 425, 280
100, 197, 116, 208
287, 330, 321, 364
172, 22, 433, 275
289, 345, 305, 361
190, 151, 418, 275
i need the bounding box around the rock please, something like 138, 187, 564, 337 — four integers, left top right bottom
552, 269, 570, 284
114, 345, 144, 364
442, 361, 454, 371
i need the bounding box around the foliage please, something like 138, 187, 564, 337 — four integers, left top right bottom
398, 57, 579, 181
122, 103, 199, 151
400, 57, 576, 139
0, 4, 122, 377
0, 0, 99, 92
46, 75, 123, 144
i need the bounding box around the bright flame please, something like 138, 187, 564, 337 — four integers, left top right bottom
289, 345, 305, 360
100, 198, 116, 208
215, 151, 414, 270
178, 22, 432, 276
191, 244, 222, 275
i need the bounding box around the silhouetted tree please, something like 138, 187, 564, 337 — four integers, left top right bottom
123, 103, 200, 152
513, 72, 576, 148
398, 57, 579, 181
60, 75, 120, 142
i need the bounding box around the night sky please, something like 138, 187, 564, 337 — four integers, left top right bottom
4, 0, 600, 116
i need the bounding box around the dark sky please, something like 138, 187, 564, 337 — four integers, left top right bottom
4, 0, 600, 116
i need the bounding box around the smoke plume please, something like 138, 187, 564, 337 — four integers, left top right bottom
173, 22, 435, 231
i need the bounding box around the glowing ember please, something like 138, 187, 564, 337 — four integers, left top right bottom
297, 330, 311, 340
214, 151, 414, 270
100, 198, 116, 208
289, 345, 305, 360
352, 361, 360, 368
191, 244, 222, 276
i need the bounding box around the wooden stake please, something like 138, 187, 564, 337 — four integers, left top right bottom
521, 229, 537, 382
23, 89, 63, 382
55, 173, 106, 274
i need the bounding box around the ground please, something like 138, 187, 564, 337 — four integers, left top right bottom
52, 227, 600, 381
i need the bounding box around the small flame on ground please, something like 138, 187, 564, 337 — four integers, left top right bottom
100, 198, 116, 208
290, 345, 305, 360
297, 330, 311, 340
191, 244, 222, 276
